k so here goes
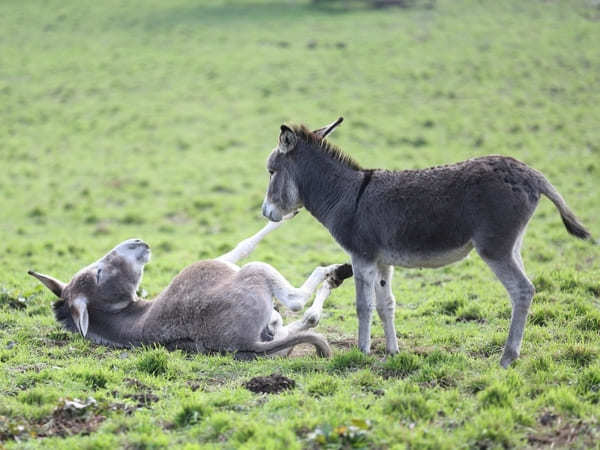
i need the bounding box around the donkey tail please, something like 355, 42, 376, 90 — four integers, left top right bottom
251, 332, 331, 358
534, 171, 592, 240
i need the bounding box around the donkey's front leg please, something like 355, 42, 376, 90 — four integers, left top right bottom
352, 257, 377, 354
375, 264, 399, 354
216, 221, 283, 265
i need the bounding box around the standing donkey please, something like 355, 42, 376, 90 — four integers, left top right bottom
261, 117, 592, 367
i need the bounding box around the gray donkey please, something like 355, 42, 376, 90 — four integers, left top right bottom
261, 117, 592, 367
28, 219, 352, 359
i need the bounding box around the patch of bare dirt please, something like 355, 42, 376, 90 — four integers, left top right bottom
243, 373, 295, 394
115, 378, 159, 408
330, 337, 388, 356
122, 392, 159, 407
37, 398, 106, 437
123, 377, 150, 390
0, 394, 161, 443
528, 414, 600, 448
36, 397, 105, 439
287, 343, 324, 358
185, 375, 228, 392
8, 363, 51, 375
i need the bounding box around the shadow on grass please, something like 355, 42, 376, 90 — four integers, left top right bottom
137, 0, 436, 30
141, 2, 351, 30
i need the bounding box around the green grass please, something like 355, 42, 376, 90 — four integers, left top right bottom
1, 0, 600, 447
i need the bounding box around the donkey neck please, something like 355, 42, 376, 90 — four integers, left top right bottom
296, 146, 365, 228
85, 300, 152, 348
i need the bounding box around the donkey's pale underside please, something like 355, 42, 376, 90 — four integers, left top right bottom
29, 219, 352, 359
262, 118, 592, 367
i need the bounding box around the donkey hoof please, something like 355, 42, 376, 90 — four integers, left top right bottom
303, 311, 320, 327
500, 351, 519, 368
328, 263, 353, 287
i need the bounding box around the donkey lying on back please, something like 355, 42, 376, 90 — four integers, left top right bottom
29, 219, 352, 359
261, 117, 592, 367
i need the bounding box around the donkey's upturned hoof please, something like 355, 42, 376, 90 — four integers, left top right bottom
329, 263, 353, 287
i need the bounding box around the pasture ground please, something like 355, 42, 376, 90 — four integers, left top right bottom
1, 0, 599, 448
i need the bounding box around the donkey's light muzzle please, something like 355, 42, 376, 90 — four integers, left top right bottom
262, 200, 283, 222
261, 200, 283, 222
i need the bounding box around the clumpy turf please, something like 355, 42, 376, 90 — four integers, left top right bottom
1, 0, 599, 448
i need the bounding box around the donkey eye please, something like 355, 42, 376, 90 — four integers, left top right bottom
268, 170, 274, 176
96, 268, 102, 284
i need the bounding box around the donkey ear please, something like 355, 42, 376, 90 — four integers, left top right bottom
313, 117, 343, 139
279, 125, 297, 154
71, 296, 89, 337
28, 270, 65, 298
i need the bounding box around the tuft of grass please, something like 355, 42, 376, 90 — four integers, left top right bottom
175, 403, 210, 427
577, 310, 600, 331
381, 352, 421, 378
466, 377, 489, 395
137, 348, 169, 376
383, 392, 433, 422
576, 366, 600, 404
478, 383, 513, 409
439, 298, 464, 315
351, 369, 382, 391
328, 347, 374, 371
18, 388, 56, 406
533, 274, 555, 293
307, 376, 339, 397
456, 304, 485, 322
527, 355, 554, 374
232, 423, 258, 444
465, 409, 517, 449
529, 306, 556, 326
416, 366, 457, 388
543, 387, 584, 416
202, 412, 233, 440
83, 371, 109, 389
559, 345, 597, 368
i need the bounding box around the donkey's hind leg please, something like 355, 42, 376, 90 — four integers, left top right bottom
284, 278, 335, 334
477, 244, 535, 368
216, 221, 283, 265
241, 262, 340, 312
375, 264, 399, 354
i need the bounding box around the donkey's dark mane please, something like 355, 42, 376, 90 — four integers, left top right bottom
290, 124, 363, 171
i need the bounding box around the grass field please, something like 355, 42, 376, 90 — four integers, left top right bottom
1, 0, 600, 448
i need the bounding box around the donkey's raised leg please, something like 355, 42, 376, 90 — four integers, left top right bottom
478, 248, 535, 368
240, 262, 342, 311
282, 279, 334, 334
351, 256, 378, 354
216, 221, 283, 265
375, 264, 399, 354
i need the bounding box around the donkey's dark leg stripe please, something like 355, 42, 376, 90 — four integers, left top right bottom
354, 170, 373, 212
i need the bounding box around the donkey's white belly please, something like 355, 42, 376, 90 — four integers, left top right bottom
380, 241, 474, 268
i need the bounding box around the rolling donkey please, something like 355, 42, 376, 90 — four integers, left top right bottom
29, 218, 352, 359
261, 117, 592, 367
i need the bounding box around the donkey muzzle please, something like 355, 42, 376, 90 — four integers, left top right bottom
261, 200, 283, 222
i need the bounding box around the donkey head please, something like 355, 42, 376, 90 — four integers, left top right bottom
262, 117, 343, 221
28, 239, 150, 337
